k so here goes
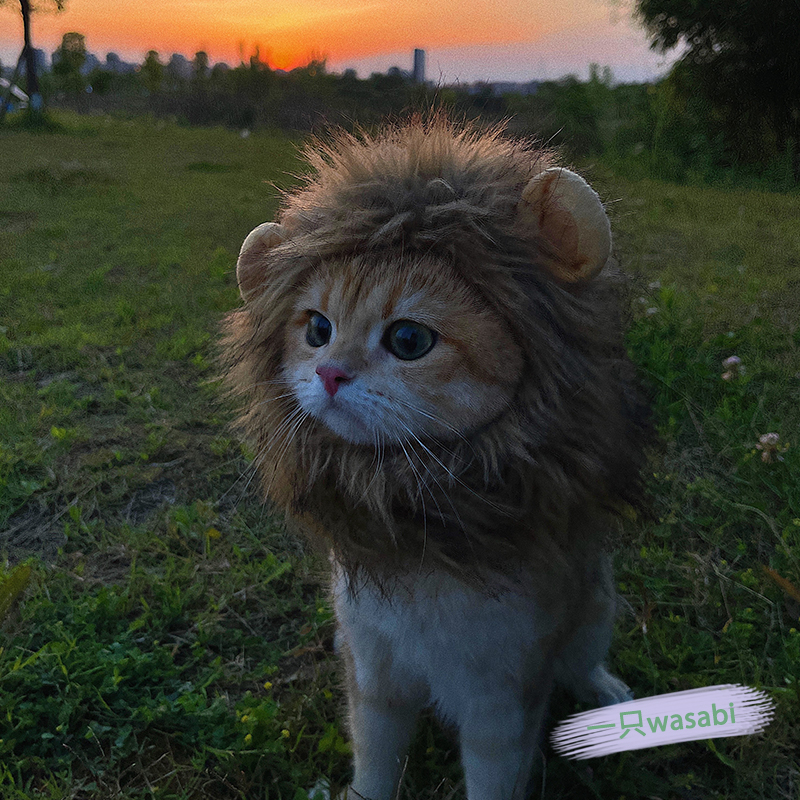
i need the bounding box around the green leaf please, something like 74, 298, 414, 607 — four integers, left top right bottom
0, 564, 32, 621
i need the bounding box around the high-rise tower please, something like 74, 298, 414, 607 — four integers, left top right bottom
413, 49, 425, 84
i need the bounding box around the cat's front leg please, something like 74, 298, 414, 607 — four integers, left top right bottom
348, 689, 420, 800
457, 681, 552, 800
331, 564, 428, 799
339, 638, 424, 800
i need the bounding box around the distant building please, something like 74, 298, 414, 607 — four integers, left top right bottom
17, 48, 48, 74
466, 80, 540, 97
80, 53, 101, 75
413, 49, 425, 84
105, 53, 137, 74
166, 53, 192, 80
490, 81, 539, 97
33, 48, 48, 73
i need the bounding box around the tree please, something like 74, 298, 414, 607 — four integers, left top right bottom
635, 0, 800, 170
192, 51, 209, 90
192, 51, 209, 80
0, 0, 66, 119
141, 50, 164, 94
52, 30, 86, 90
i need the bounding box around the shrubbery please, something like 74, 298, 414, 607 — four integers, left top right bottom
37, 51, 798, 191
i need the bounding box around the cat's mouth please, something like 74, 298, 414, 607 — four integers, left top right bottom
317, 398, 377, 445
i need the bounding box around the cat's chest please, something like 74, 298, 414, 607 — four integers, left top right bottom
331, 559, 560, 706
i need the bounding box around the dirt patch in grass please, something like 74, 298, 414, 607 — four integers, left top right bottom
1, 503, 66, 563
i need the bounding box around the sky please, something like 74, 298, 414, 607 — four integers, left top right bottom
0, 0, 677, 84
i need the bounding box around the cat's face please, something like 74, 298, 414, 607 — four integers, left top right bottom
282, 255, 524, 446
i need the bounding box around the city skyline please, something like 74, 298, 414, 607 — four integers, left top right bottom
1, 0, 677, 84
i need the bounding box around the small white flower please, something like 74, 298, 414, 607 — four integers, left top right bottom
721, 355, 745, 380
645, 307, 658, 316
755, 432, 789, 463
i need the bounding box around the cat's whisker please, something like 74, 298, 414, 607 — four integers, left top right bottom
396, 419, 466, 534
359, 428, 379, 502
278, 410, 311, 465
254, 393, 299, 411
248, 405, 306, 490
262, 407, 311, 499
253, 419, 296, 462
268, 404, 309, 457
228, 448, 270, 510
357, 423, 384, 505
391, 397, 474, 450
379, 429, 386, 489
373, 427, 387, 510
239, 418, 292, 495
395, 417, 507, 517
233, 396, 300, 440
218, 453, 262, 508
399, 430, 454, 539
389, 397, 482, 472
255, 404, 306, 455
396, 435, 430, 541
231, 420, 302, 505
243, 377, 293, 391
220, 407, 300, 508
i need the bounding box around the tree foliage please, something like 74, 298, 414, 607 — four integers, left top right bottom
141, 50, 164, 94
51, 31, 86, 93
636, 0, 800, 168
53, 31, 86, 74
192, 51, 209, 83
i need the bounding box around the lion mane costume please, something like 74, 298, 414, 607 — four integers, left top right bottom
222, 117, 648, 595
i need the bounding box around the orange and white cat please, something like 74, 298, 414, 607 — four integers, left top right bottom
222, 118, 647, 799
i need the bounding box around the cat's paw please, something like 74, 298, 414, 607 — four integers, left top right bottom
307, 779, 332, 800
588, 665, 634, 706
308, 783, 367, 800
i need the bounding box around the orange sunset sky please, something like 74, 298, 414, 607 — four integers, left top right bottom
1, 0, 676, 83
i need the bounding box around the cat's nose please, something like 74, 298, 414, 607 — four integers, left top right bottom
315, 364, 353, 397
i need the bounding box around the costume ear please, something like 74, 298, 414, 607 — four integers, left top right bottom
518, 167, 611, 284
236, 222, 287, 301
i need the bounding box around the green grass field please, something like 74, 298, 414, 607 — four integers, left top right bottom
1, 112, 799, 800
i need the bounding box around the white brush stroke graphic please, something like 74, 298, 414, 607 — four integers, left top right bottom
551, 684, 775, 759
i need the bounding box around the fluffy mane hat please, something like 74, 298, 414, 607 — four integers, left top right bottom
223, 116, 649, 588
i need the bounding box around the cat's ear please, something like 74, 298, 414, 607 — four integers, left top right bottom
236, 222, 287, 301
518, 167, 611, 284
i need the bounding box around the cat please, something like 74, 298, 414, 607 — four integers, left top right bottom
221, 117, 648, 799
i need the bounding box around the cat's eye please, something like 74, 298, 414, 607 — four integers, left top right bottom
384, 320, 437, 361
306, 312, 332, 347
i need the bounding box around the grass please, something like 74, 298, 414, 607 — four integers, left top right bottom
0, 111, 799, 799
